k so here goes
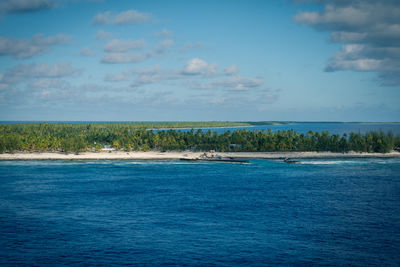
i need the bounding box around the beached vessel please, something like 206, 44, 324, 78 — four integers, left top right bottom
284, 158, 300, 163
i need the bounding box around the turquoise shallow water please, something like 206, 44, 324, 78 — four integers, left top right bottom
173, 122, 400, 135
1, 159, 400, 265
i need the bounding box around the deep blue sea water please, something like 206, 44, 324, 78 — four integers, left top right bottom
1, 159, 400, 266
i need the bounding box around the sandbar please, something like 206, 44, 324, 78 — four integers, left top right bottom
0, 151, 399, 160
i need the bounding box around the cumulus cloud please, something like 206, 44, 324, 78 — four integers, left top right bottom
127, 59, 255, 90
104, 71, 132, 82
325, 44, 383, 71
182, 58, 208, 75
212, 76, 263, 91
105, 64, 164, 83
101, 52, 149, 64
29, 78, 69, 89
186, 75, 263, 92
114, 10, 151, 24
180, 42, 207, 52
133, 74, 161, 86
223, 65, 238, 75
154, 39, 174, 55
0, 62, 81, 84
103, 39, 146, 52
104, 59, 256, 92
181, 58, 217, 76
294, 0, 400, 86
0, 0, 55, 14
131, 65, 181, 87
0, 33, 72, 59
95, 30, 113, 40
80, 47, 96, 56
133, 64, 161, 75
92, 11, 110, 24
92, 9, 152, 25
153, 29, 173, 39
101, 39, 172, 64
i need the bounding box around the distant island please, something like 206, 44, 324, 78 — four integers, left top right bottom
1, 122, 399, 156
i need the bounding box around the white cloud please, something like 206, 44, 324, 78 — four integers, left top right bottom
133, 74, 161, 86
187, 76, 263, 92
95, 30, 113, 40
294, 0, 400, 85
325, 44, 383, 71
153, 29, 173, 39
223, 65, 238, 75
80, 47, 96, 56
132, 65, 175, 87
101, 52, 149, 64
101, 39, 173, 64
180, 42, 207, 52
133, 64, 161, 75
92, 9, 152, 25
104, 39, 146, 52
154, 39, 174, 55
104, 71, 131, 82
105, 64, 164, 82
130, 65, 191, 87
92, 11, 111, 24
0, 0, 55, 14
114, 10, 151, 24
184, 81, 214, 90
183, 58, 208, 75
0, 33, 72, 59
181, 58, 217, 76
103, 59, 253, 92
212, 76, 263, 91
294, 4, 369, 28
29, 78, 68, 89
1, 62, 81, 84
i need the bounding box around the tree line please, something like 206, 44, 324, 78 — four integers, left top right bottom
0, 123, 399, 153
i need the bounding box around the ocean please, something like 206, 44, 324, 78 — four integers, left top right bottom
170, 122, 400, 135
1, 159, 399, 265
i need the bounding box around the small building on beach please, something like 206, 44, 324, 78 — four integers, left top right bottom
101, 145, 116, 151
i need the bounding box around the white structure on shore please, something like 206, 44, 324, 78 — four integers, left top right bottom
101, 145, 116, 151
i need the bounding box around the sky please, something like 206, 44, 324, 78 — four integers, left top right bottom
0, 0, 399, 122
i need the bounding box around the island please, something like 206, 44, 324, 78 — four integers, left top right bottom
1, 122, 399, 160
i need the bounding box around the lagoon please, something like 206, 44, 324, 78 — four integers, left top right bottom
163, 122, 400, 135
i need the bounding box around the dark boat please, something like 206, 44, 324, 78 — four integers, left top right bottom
284, 158, 300, 164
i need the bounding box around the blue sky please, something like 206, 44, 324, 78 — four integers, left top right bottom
0, 0, 399, 121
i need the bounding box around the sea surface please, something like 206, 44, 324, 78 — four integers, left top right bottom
171, 122, 400, 135
1, 159, 400, 265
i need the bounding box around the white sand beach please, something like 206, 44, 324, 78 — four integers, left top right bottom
0, 151, 399, 160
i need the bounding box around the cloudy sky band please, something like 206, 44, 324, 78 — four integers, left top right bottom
0, 0, 398, 121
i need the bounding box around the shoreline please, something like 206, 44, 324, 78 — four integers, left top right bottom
146, 125, 256, 131
1, 151, 399, 160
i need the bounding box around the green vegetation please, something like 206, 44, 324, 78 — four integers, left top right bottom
0, 123, 399, 153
